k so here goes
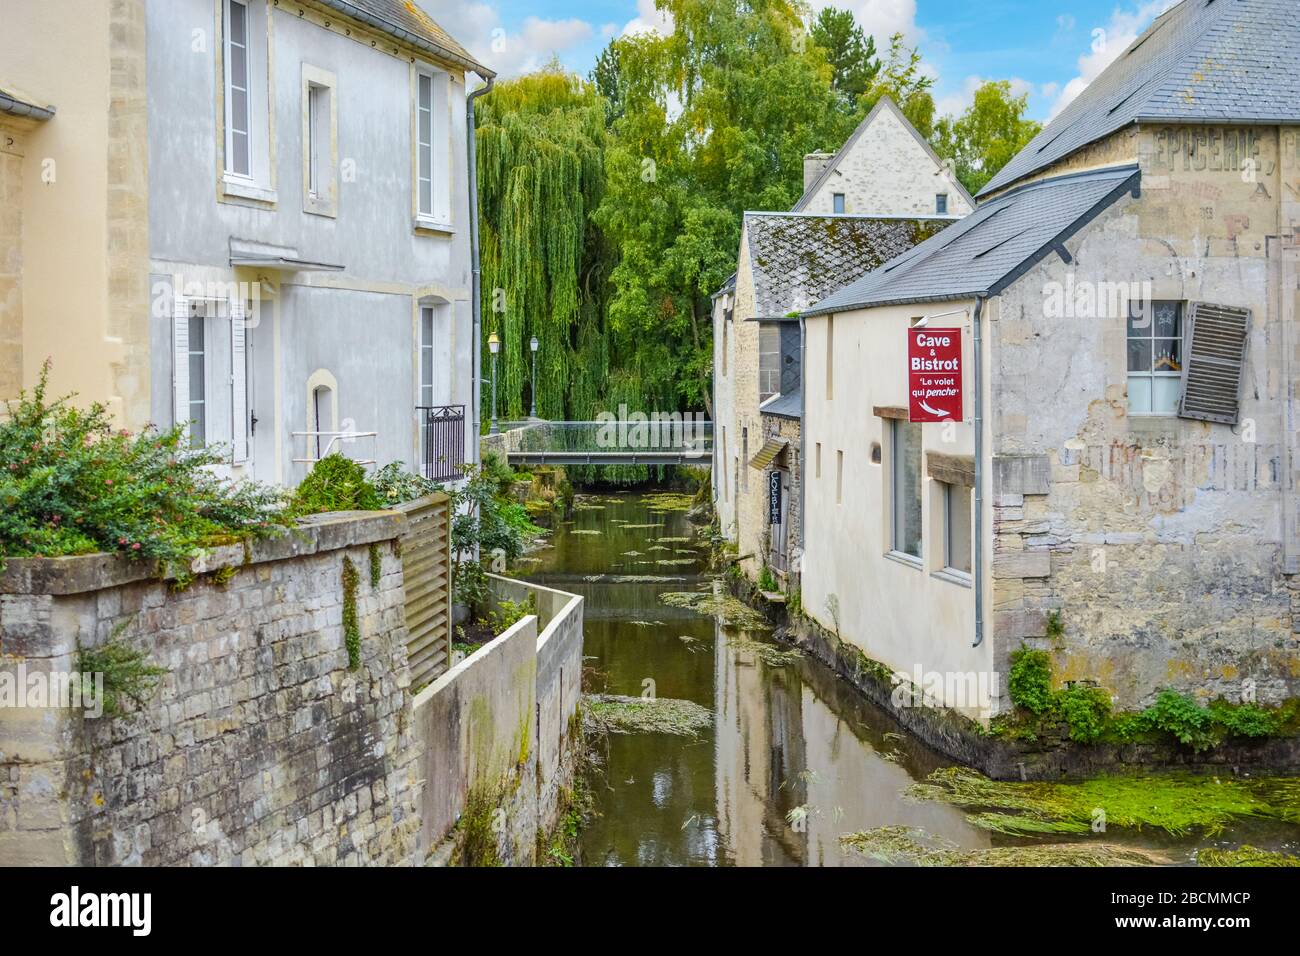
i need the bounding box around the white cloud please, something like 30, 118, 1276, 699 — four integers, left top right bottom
419, 2, 595, 78
1048, 0, 1177, 118
622, 0, 674, 37
805, 0, 924, 48
935, 74, 1037, 119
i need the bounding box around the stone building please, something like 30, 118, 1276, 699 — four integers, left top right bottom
713, 96, 965, 586
2, 0, 491, 489
799, 0, 1300, 716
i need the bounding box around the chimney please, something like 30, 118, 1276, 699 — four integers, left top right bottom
803, 152, 835, 192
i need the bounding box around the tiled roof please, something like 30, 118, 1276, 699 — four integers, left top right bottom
805, 165, 1141, 315
746, 213, 953, 318
980, 0, 1300, 197
793, 97, 975, 212
326, 0, 494, 76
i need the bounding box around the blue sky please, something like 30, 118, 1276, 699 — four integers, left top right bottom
427, 1, 1177, 121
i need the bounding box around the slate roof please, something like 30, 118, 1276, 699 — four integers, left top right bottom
325, 0, 494, 76
760, 388, 802, 420
979, 0, 1300, 197
746, 213, 954, 318
804, 165, 1142, 315
793, 97, 975, 212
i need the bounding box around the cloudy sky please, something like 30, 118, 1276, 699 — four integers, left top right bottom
422, 0, 1179, 121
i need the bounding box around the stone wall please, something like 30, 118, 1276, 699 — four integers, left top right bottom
0, 511, 421, 866
798, 99, 973, 218
412, 573, 583, 865
987, 123, 1300, 710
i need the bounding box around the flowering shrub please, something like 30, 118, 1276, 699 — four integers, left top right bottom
0, 364, 289, 570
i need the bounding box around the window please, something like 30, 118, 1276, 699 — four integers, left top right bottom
890, 420, 922, 559
825, 315, 834, 400
720, 308, 729, 377
741, 428, 748, 492
936, 194, 948, 215
419, 306, 435, 461
719, 427, 727, 501
312, 385, 332, 460
302, 68, 336, 214
415, 68, 451, 225
815, 442, 822, 479
836, 450, 843, 504
943, 482, 972, 575
1127, 300, 1183, 415
832, 193, 846, 214
188, 315, 207, 448
222, 0, 270, 195
758, 324, 781, 400
225, 1, 251, 177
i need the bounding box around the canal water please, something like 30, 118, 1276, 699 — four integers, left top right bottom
521, 490, 1300, 867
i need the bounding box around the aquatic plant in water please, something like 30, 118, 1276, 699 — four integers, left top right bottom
906, 767, 1300, 837
660, 590, 772, 630
839, 826, 1171, 867
583, 694, 713, 738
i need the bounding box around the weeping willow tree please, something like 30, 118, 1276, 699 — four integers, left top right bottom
475, 65, 611, 423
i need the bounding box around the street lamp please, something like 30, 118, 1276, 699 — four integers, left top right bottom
529, 335, 539, 419
488, 332, 500, 434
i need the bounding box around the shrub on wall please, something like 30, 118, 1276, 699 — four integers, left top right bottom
0, 362, 288, 571
1007, 648, 1054, 715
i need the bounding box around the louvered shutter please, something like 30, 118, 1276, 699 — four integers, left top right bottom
230, 298, 249, 464
172, 291, 190, 438
1178, 302, 1250, 425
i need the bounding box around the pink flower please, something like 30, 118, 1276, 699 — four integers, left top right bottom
131, 543, 141, 551
105, 479, 113, 486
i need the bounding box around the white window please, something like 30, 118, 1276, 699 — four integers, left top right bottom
225, 0, 251, 178
302, 66, 338, 215
758, 324, 781, 400
890, 419, 922, 559
222, 0, 270, 192
419, 306, 435, 461
307, 84, 325, 197
173, 295, 248, 463
835, 449, 843, 504
832, 192, 846, 214
1128, 300, 1183, 415
415, 68, 451, 225
943, 481, 972, 575
188, 314, 207, 447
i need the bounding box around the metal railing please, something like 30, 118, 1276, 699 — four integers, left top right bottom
502, 419, 713, 459
418, 404, 466, 482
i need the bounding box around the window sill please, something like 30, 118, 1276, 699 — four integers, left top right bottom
304, 195, 338, 219
221, 176, 278, 205
414, 217, 455, 237
932, 568, 972, 589
884, 550, 923, 571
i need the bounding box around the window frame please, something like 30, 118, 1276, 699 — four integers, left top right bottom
889, 418, 923, 563
1127, 299, 1184, 417
832, 192, 846, 214
224, 0, 252, 181
758, 323, 781, 401
936, 193, 948, 215
942, 481, 973, 578
413, 65, 452, 230
220, 0, 274, 201
301, 65, 338, 216
187, 312, 209, 449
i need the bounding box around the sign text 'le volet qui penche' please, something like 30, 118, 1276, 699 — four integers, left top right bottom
907, 327, 963, 423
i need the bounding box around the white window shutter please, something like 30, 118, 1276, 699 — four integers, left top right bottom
173, 292, 190, 440
1178, 302, 1251, 425
230, 298, 249, 463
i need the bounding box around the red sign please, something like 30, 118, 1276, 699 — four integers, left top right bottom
908, 327, 963, 423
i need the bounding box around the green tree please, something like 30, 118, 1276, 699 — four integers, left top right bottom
594, 0, 851, 413
809, 7, 878, 107
475, 64, 612, 421
859, 32, 936, 137
933, 80, 1042, 194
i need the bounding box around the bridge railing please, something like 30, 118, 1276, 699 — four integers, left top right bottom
497, 418, 712, 461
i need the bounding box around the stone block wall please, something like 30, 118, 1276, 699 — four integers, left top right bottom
0, 511, 421, 866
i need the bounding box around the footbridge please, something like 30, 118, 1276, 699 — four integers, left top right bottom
488, 418, 712, 468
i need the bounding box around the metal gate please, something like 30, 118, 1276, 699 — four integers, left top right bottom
417, 404, 466, 482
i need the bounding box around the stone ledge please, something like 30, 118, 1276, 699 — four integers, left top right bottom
0, 510, 406, 596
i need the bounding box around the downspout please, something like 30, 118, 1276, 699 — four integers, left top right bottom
972, 296, 987, 648
467, 73, 495, 464
798, 315, 807, 552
